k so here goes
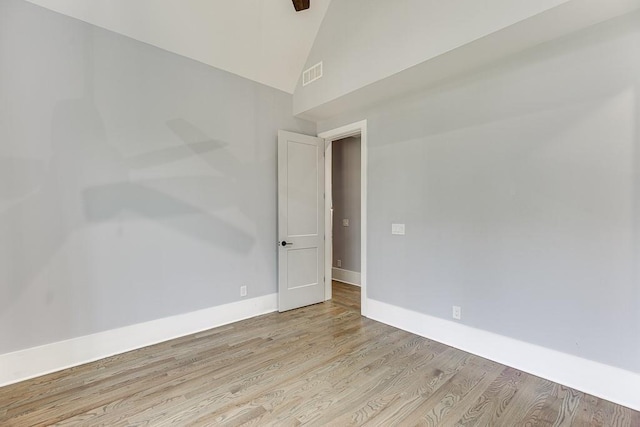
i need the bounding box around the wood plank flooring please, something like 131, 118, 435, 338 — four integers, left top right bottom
331, 280, 361, 312
1, 284, 638, 426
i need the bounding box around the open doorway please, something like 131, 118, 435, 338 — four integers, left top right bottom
319, 120, 367, 316
330, 136, 361, 311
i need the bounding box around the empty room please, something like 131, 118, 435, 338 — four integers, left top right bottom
1, 0, 640, 425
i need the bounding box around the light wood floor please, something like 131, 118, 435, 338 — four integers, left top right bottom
1, 284, 637, 426
331, 280, 361, 312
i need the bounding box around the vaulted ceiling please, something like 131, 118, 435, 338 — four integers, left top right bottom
24, 0, 332, 94
23, 0, 640, 118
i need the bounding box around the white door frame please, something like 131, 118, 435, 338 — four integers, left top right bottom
318, 120, 368, 317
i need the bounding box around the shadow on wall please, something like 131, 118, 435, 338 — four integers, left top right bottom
82, 117, 255, 252
0, 98, 107, 318
124, 119, 226, 169
0, 98, 256, 317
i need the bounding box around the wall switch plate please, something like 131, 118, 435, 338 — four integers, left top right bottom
391, 223, 405, 235
337, 259, 342, 267
342, 219, 349, 227
452, 306, 461, 320
240, 285, 247, 297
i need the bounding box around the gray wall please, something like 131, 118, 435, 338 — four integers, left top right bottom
293, 0, 569, 114
0, 0, 314, 354
332, 136, 361, 272
319, 12, 640, 373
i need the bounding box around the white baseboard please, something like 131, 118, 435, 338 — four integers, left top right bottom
0, 294, 277, 388
367, 298, 640, 411
332, 268, 361, 286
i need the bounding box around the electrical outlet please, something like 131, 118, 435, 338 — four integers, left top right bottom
342, 218, 349, 227
240, 285, 247, 297
391, 223, 405, 235
452, 306, 461, 320
337, 259, 342, 267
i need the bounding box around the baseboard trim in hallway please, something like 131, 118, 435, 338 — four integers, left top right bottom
332, 268, 361, 286
0, 293, 277, 388
367, 298, 640, 411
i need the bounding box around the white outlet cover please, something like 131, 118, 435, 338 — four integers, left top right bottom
342, 219, 349, 227
240, 286, 247, 297
391, 223, 405, 235
452, 306, 461, 320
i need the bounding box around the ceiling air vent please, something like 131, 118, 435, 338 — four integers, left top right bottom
302, 61, 323, 86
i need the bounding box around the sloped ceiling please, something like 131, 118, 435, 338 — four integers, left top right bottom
24, 0, 332, 94
294, 0, 640, 120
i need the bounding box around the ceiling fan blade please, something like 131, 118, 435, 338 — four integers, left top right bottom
292, 0, 310, 12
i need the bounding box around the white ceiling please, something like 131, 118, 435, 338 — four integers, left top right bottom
24, 0, 332, 94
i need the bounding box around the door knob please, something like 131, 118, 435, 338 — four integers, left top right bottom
280, 241, 293, 247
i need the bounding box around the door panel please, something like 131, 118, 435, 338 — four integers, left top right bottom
287, 248, 318, 290
278, 130, 324, 312
286, 141, 319, 236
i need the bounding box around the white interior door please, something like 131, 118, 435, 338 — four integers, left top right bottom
278, 130, 325, 312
